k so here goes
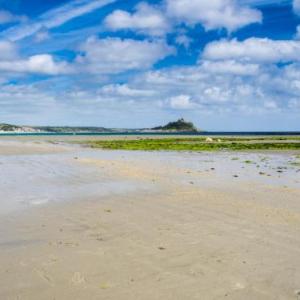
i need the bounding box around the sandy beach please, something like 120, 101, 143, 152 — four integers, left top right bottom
0, 138, 300, 299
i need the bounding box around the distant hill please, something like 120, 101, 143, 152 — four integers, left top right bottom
0, 124, 21, 131
0, 123, 112, 133
34, 126, 112, 133
152, 119, 199, 132
0, 124, 38, 133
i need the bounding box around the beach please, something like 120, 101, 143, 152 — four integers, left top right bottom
0, 137, 300, 299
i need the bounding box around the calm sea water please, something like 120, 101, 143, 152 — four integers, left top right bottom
1, 131, 300, 137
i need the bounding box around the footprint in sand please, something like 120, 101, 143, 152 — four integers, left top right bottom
71, 272, 86, 285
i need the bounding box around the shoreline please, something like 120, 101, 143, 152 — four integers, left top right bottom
1, 131, 300, 136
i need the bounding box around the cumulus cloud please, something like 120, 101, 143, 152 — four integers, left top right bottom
203, 38, 300, 63
128, 60, 300, 115
0, 40, 71, 75
77, 37, 175, 74
165, 0, 262, 32
167, 95, 196, 109
199, 60, 259, 75
104, 0, 262, 37
294, 0, 300, 15
104, 2, 170, 36
0, 54, 72, 75
134, 66, 258, 107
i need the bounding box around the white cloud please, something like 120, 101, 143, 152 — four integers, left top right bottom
165, 0, 262, 32
0, 10, 27, 25
1, 61, 300, 129
168, 95, 195, 109
199, 60, 259, 75
0, 40, 71, 75
203, 38, 300, 63
104, 2, 170, 36
104, 0, 262, 37
0, 54, 72, 75
0, 40, 18, 61
130, 61, 300, 115
175, 34, 192, 49
1, 0, 116, 41
264, 101, 278, 109
288, 98, 300, 109
100, 84, 156, 97
77, 36, 175, 74
294, 0, 300, 15
0, 82, 167, 127
134, 66, 258, 107
0, 84, 58, 123
34, 30, 50, 43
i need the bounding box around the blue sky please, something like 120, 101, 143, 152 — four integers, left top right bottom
0, 0, 300, 130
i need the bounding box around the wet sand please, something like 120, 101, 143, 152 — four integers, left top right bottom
0, 138, 300, 299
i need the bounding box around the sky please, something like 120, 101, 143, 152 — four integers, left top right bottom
0, 0, 300, 130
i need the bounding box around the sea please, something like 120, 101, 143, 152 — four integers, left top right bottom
0, 131, 300, 136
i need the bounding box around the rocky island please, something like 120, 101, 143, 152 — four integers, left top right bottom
151, 118, 199, 132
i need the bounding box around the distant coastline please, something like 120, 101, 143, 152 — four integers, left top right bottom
1, 120, 300, 136
0, 119, 200, 135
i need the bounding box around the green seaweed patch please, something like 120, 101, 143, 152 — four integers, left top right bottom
86, 138, 300, 152
244, 160, 254, 164
290, 161, 300, 166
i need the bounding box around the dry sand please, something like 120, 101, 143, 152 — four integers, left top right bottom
0, 138, 300, 300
